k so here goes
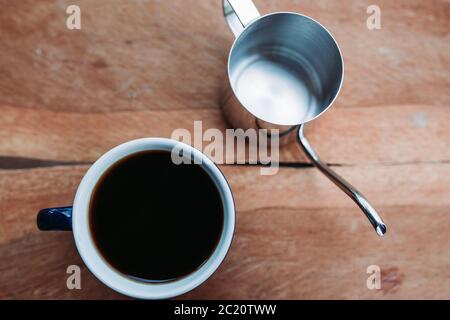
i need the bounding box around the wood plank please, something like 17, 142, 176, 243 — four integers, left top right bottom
1, 163, 449, 245
0, 0, 448, 113
0, 104, 448, 165
0, 164, 449, 299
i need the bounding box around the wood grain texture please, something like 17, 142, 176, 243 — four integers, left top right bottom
0, 0, 449, 299
1, 164, 450, 299
0, 0, 448, 112
0, 104, 448, 165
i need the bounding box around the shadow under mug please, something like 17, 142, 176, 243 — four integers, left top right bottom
221, 0, 387, 236
37, 138, 235, 299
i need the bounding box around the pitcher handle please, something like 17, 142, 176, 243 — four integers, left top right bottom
297, 124, 387, 236
223, 0, 260, 38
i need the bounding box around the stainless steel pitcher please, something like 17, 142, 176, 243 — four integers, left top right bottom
221, 0, 387, 236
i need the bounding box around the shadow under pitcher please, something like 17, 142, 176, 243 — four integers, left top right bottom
220, 0, 387, 236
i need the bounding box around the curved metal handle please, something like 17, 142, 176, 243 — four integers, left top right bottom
223, 0, 260, 38
297, 125, 387, 236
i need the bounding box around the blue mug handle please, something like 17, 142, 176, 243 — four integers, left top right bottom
37, 207, 73, 231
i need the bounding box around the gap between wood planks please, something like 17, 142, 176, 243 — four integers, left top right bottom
1, 155, 449, 170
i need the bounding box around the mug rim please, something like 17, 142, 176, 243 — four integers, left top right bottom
227, 11, 345, 126
72, 138, 235, 299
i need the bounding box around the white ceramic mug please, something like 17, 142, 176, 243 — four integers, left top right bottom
37, 138, 236, 299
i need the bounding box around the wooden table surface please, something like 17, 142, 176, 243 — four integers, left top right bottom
0, 0, 449, 299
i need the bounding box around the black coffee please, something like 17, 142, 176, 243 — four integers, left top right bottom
89, 150, 223, 282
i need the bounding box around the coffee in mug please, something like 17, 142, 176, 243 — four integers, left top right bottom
89, 150, 224, 282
